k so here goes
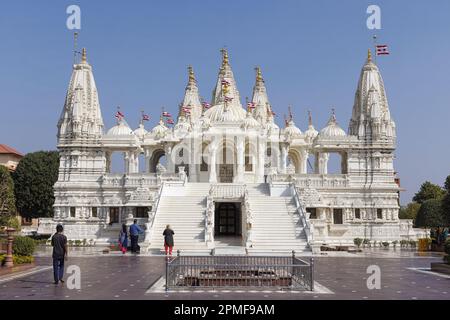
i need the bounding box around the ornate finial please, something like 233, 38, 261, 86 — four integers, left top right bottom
245, 97, 249, 112
220, 47, 229, 67
255, 66, 263, 83
188, 65, 195, 83
284, 114, 288, 127
308, 110, 312, 126
330, 108, 337, 123
367, 49, 372, 62
81, 48, 87, 63
288, 105, 293, 121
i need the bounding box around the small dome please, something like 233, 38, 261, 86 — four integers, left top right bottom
241, 112, 260, 129
204, 103, 246, 122
151, 119, 169, 138
305, 125, 318, 140
174, 116, 191, 135
320, 112, 346, 137
107, 121, 134, 136
266, 120, 279, 135
284, 119, 302, 137
133, 124, 148, 138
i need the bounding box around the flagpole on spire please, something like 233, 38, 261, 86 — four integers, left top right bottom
73, 32, 78, 65
372, 34, 378, 64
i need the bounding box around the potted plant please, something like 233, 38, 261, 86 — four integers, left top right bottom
353, 238, 363, 248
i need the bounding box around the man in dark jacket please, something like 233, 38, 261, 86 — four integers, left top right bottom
163, 225, 175, 256
129, 219, 144, 253
51, 224, 68, 285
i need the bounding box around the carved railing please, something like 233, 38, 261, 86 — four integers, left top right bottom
294, 174, 349, 189
209, 183, 246, 199
290, 184, 313, 246
144, 182, 165, 244
101, 173, 159, 188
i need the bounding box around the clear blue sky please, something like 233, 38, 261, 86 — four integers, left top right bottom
0, 0, 449, 204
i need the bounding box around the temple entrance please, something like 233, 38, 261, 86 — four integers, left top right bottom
219, 164, 233, 183
214, 202, 242, 247
109, 207, 120, 224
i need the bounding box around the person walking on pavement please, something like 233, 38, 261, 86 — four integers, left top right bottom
118, 223, 128, 254
129, 219, 143, 253
163, 224, 175, 256
51, 224, 68, 285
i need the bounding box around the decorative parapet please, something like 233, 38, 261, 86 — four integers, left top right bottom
294, 174, 350, 189
101, 173, 159, 188
209, 183, 246, 199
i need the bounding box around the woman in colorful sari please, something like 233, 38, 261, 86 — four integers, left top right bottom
118, 223, 128, 254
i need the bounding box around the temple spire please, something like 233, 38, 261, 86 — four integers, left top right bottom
367, 48, 372, 63
308, 110, 313, 126
255, 66, 264, 83
188, 65, 196, 83
220, 47, 229, 67
81, 48, 87, 64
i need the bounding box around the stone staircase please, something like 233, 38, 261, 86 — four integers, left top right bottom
246, 183, 309, 253
148, 183, 210, 253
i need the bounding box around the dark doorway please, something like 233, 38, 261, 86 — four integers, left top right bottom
215, 202, 241, 236
109, 207, 120, 224
333, 208, 343, 224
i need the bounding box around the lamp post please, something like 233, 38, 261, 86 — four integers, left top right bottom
4, 228, 15, 268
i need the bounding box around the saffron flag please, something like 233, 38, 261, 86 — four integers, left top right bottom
182, 108, 191, 113
376, 45, 389, 56
142, 114, 150, 121
247, 102, 256, 109
166, 119, 174, 125
224, 96, 233, 102
162, 111, 172, 117
221, 79, 230, 86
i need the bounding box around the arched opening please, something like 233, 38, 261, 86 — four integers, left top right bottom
173, 145, 190, 177
149, 149, 166, 173
138, 153, 146, 173
244, 140, 255, 172
110, 151, 126, 174
288, 150, 302, 174
327, 152, 347, 174
217, 139, 235, 183
307, 153, 316, 174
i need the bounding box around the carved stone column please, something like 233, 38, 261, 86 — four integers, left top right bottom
209, 144, 217, 183
236, 137, 244, 183
280, 144, 288, 173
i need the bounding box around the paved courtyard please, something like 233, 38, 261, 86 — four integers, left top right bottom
0, 248, 448, 300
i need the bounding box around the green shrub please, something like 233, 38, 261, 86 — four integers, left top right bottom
392, 240, 399, 247
74, 240, 81, 246
82, 239, 87, 246
400, 240, 409, 247
363, 239, 371, 247
409, 240, 417, 248
68, 240, 73, 246
13, 255, 34, 265
353, 238, 363, 248
382, 242, 389, 248
0, 254, 34, 266
13, 236, 36, 256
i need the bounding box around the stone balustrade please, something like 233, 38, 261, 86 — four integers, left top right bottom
271, 174, 350, 188
209, 183, 246, 199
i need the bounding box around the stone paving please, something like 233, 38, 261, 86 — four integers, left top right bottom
0, 250, 448, 300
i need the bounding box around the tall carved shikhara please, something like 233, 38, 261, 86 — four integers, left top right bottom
47, 47, 418, 250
